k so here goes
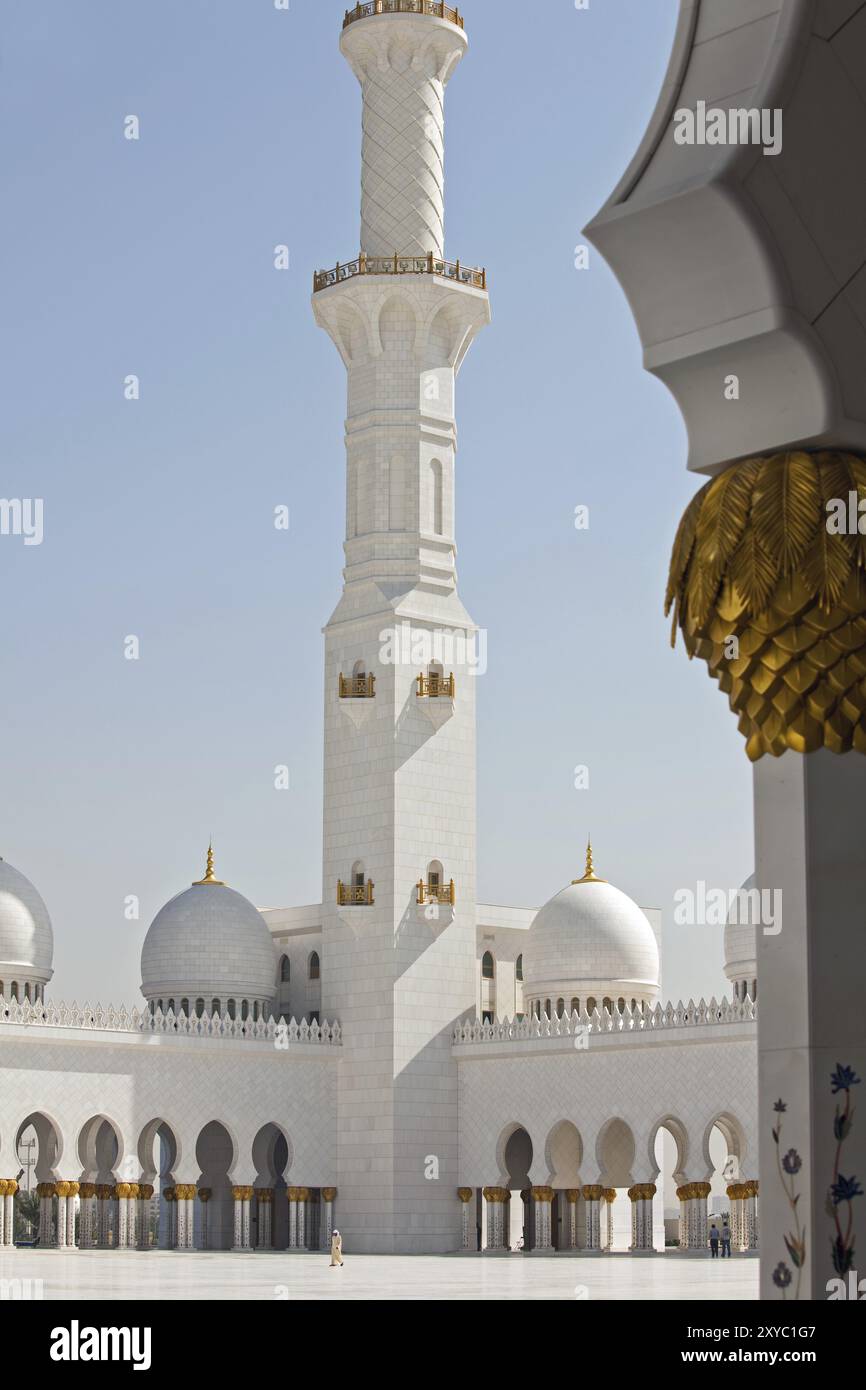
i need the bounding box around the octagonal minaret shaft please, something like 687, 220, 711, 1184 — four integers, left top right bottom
341, 5, 467, 259
313, 4, 487, 1254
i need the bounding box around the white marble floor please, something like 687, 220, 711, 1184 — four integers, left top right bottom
0, 1250, 759, 1301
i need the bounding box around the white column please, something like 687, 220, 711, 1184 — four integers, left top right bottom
629, 1184, 656, 1251
565, 1191, 578, 1250
483, 1188, 506, 1251
116, 1186, 129, 1249
256, 1191, 273, 1251
232, 1187, 252, 1252
321, 1189, 336, 1252
137, 1186, 153, 1250
198, 1190, 211, 1250
531, 1188, 553, 1251
296, 1191, 307, 1251
288, 1193, 298, 1250
583, 1186, 603, 1250
66, 1184, 78, 1249
458, 1189, 474, 1250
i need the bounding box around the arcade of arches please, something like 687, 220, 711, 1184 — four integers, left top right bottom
454, 1118, 759, 1255
0, 1113, 337, 1253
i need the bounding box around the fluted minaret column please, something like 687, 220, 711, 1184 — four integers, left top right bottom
341, 5, 467, 259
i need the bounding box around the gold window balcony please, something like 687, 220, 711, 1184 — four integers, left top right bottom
343, 2, 464, 32
313, 252, 486, 295
416, 672, 455, 698
339, 673, 376, 699
337, 880, 374, 906
417, 879, 456, 906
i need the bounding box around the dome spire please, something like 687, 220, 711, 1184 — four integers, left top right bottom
193, 841, 226, 887
573, 836, 605, 885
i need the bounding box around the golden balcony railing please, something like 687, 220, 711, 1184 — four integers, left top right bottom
339, 673, 376, 699
338, 879, 375, 907
313, 252, 486, 294
343, 2, 464, 32
416, 672, 455, 698
417, 878, 456, 906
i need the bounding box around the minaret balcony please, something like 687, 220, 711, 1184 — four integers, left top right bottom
417, 879, 455, 907
313, 252, 486, 295
416, 672, 455, 699
339, 673, 375, 699
343, 2, 465, 34
337, 879, 374, 907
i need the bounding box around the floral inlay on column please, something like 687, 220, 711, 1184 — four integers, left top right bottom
771, 1098, 805, 1300
829, 1064, 862, 1278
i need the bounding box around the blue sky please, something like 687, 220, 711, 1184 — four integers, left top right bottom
1, 0, 753, 1006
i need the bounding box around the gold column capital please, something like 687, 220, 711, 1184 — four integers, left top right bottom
531, 1185, 554, 1203
36, 1182, 56, 1199
138, 1184, 154, 1201
676, 1181, 712, 1201
482, 1186, 508, 1203
627, 1183, 657, 1202
457, 1187, 474, 1203
78, 1183, 97, 1199
175, 1183, 197, 1200
231, 1185, 254, 1201
256, 1188, 274, 1203
666, 449, 866, 760
582, 1184, 605, 1202
321, 1187, 337, 1202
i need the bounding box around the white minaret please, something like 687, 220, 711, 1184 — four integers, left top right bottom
313, 1, 489, 1254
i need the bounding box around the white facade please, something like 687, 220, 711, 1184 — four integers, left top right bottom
0, 5, 759, 1263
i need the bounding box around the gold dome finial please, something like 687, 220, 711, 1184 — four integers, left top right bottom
572, 837, 605, 885
193, 841, 225, 887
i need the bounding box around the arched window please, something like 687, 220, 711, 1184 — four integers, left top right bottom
241, 1000, 249, 1021
427, 860, 443, 893
195, 998, 204, 1018
351, 861, 365, 889
309, 951, 320, 982
617, 997, 625, 1012
586, 997, 597, 1014
481, 951, 494, 980
603, 997, 612, 1013
253, 1001, 260, 1022
212, 998, 221, 1016
24, 982, 31, 1002
280, 955, 290, 984
544, 998, 551, 1018
0, 981, 4, 998
227, 999, 237, 1020
515, 954, 523, 982
181, 998, 190, 1017
556, 998, 564, 1017
11, 982, 19, 1002
427, 459, 444, 536
631, 998, 637, 1012
167, 999, 175, 1015
571, 997, 580, 1014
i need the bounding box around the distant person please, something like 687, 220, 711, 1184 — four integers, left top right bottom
330, 1228, 343, 1268
721, 1221, 732, 1257
709, 1222, 720, 1257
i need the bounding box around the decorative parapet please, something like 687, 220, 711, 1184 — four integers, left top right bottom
313, 253, 486, 294
452, 995, 756, 1047
0, 996, 341, 1046
343, 2, 464, 32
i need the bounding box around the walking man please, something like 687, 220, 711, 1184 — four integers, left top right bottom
709, 1221, 720, 1257
330, 1228, 343, 1268
720, 1220, 732, 1257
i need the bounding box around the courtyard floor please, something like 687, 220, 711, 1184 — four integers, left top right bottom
1, 1249, 759, 1301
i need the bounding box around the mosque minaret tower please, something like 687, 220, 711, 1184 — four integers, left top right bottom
312, 2, 489, 1253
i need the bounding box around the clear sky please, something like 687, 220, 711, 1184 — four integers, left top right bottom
1, 0, 753, 1007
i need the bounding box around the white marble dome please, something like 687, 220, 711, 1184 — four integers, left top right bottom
0, 857, 54, 995
724, 872, 758, 1000
524, 848, 659, 1014
140, 849, 276, 1013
